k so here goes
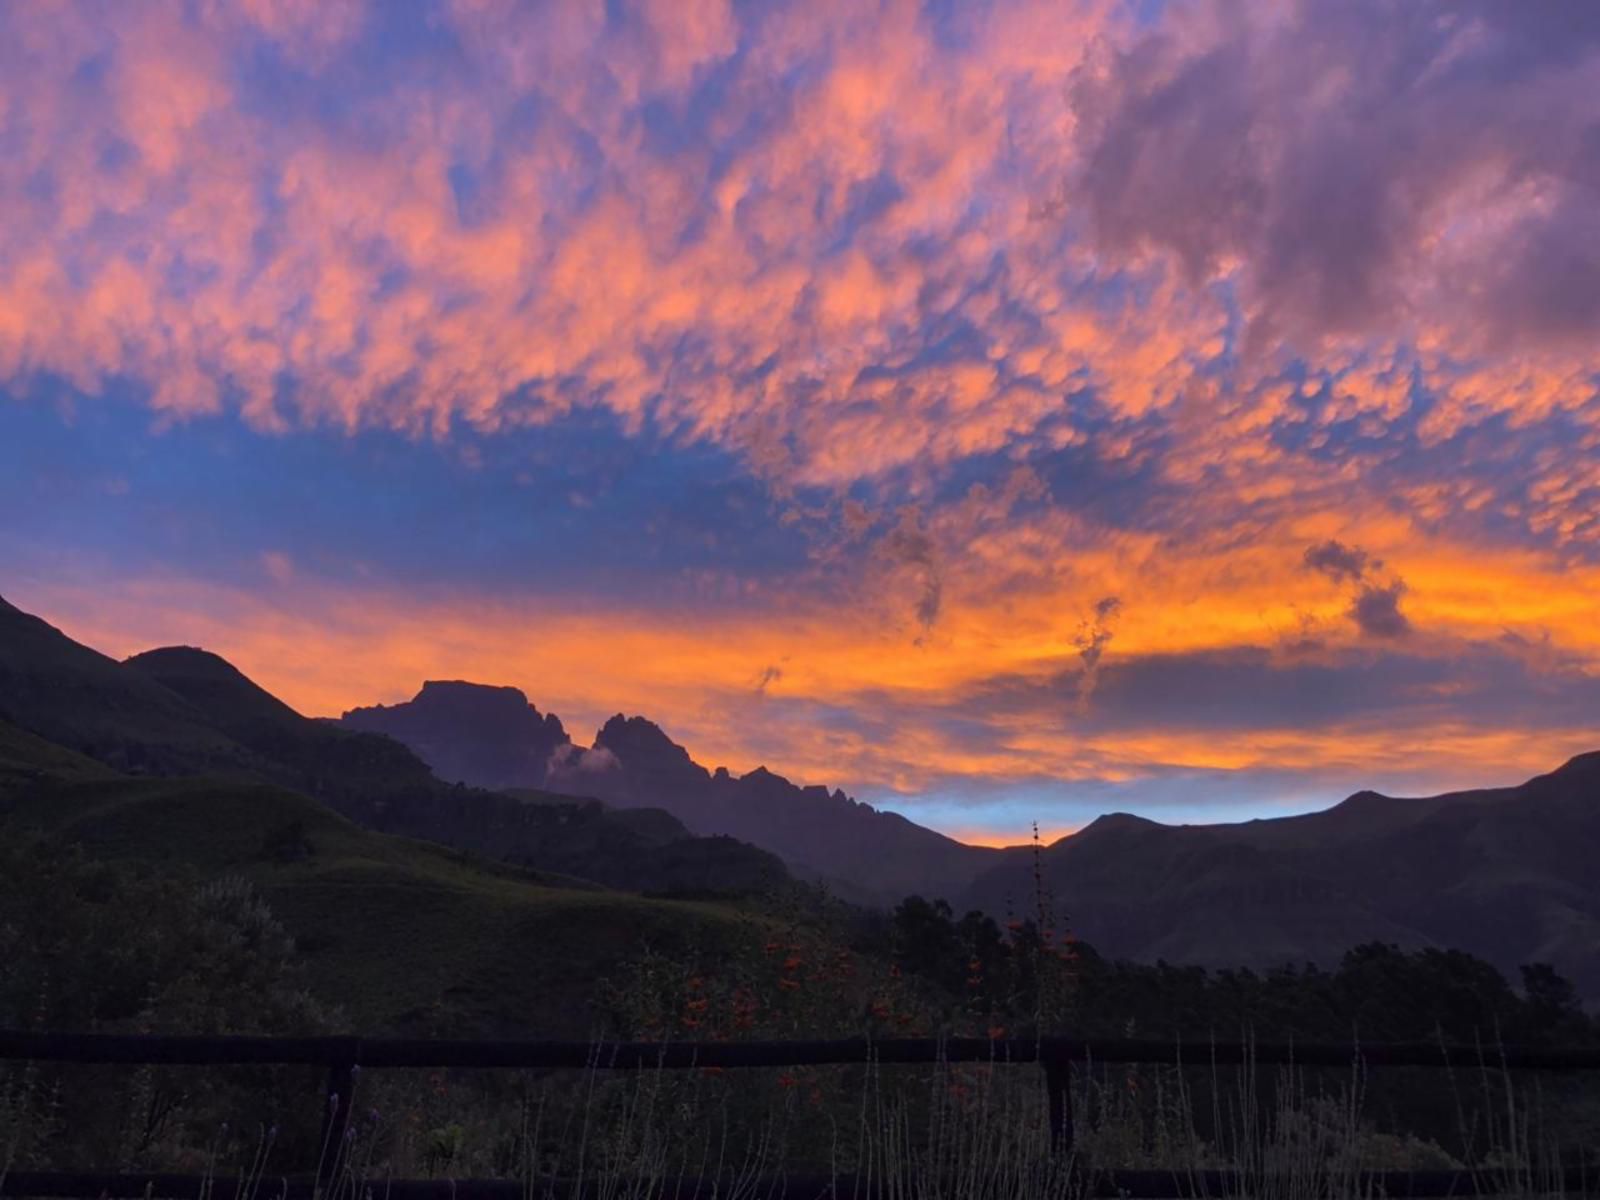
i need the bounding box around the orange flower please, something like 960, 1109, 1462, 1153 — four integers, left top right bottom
686, 976, 705, 991
783, 955, 803, 971
987, 1025, 1007, 1040
777, 1073, 798, 1088
700, 1066, 727, 1077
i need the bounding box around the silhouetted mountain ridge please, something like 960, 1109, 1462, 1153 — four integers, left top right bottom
962, 757, 1600, 998
339, 682, 1000, 903
343, 681, 568, 791
8, 593, 1600, 999
0, 597, 786, 900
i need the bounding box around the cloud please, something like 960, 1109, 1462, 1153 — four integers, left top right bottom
1350, 580, 1412, 640
879, 506, 944, 633
260, 551, 295, 585
5, 0, 1600, 835
1303, 540, 1373, 584
1072, 594, 1121, 707
546, 743, 621, 781
1071, 1, 1600, 362
1, 0, 1595, 524
1301, 539, 1413, 640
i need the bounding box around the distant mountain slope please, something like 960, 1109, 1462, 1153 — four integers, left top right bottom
961, 754, 1600, 997
336, 683, 999, 904
587, 714, 998, 904
0, 597, 786, 900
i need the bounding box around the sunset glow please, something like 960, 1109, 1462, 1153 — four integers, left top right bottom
4, 0, 1598, 843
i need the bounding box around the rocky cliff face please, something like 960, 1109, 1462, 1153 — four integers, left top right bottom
342, 680, 571, 790
337, 685, 1000, 905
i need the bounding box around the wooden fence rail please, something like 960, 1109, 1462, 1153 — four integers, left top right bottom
7, 1168, 1600, 1200
4, 1030, 1599, 1199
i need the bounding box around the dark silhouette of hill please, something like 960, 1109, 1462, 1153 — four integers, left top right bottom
125, 645, 442, 800
961, 754, 1600, 998
0, 597, 786, 900
336, 684, 1000, 903
0, 596, 265, 777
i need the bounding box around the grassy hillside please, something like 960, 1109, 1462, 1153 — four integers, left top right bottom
0, 728, 768, 1037
0, 718, 118, 787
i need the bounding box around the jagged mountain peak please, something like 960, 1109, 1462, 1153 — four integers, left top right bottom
595, 714, 697, 770
340, 678, 570, 790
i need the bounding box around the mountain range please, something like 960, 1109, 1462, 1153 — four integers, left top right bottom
0, 596, 786, 901
963, 759, 1600, 998
339, 677, 1600, 1001
3, 592, 1598, 1000
343, 683, 996, 903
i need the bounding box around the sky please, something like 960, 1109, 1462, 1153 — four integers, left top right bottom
2, 0, 1599, 846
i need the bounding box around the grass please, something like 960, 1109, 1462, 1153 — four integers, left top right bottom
0, 769, 771, 1037
0, 721, 117, 788
14, 1037, 1593, 1200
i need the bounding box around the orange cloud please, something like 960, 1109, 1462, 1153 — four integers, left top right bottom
3, 1, 1600, 832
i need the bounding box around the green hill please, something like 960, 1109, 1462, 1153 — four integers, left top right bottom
0, 717, 118, 787
0, 721, 764, 1036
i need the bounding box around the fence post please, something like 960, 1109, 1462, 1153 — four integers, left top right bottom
318, 1038, 361, 1191
1043, 1057, 1074, 1157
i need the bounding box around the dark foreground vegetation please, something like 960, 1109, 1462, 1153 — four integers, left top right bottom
5, 826, 1600, 1196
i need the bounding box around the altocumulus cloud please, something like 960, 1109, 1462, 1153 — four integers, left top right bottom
3, 0, 1600, 839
